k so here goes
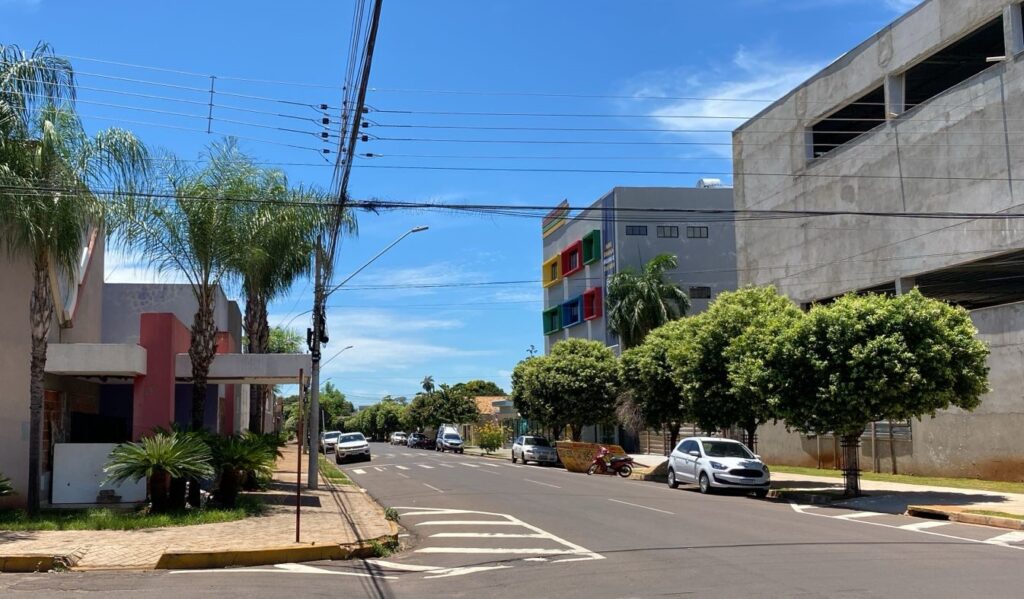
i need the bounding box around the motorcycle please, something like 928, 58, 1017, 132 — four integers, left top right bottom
586, 446, 634, 477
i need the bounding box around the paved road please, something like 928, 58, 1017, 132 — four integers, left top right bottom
4, 442, 1024, 598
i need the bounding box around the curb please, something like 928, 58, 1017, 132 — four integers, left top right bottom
768, 489, 841, 505
154, 532, 394, 570
906, 505, 1024, 531
0, 553, 78, 573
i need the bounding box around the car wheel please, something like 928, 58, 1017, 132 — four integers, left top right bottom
587, 464, 598, 476
335, 455, 341, 464
617, 464, 633, 478
458, 449, 464, 454
511, 451, 517, 464
754, 488, 769, 499
668, 469, 679, 489
698, 472, 712, 494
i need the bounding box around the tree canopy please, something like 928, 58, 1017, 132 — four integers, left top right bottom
607, 253, 690, 349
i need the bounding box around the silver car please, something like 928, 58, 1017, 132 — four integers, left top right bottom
335, 432, 372, 463
667, 437, 770, 497
320, 430, 342, 453
511, 435, 558, 465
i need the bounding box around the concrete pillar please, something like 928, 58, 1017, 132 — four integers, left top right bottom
1005, 4, 1023, 57
884, 74, 906, 118
133, 313, 190, 440
895, 276, 916, 295
215, 332, 235, 435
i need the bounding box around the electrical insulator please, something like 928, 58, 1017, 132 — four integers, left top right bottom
320, 132, 329, 139
322, 149, 331, 154
319, 103, 328, 110
322, 117, 330, 125
361, 121, 369, 128
361, 135, 369, 142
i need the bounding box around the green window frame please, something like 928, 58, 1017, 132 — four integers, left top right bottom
582, 230, 601, 265
543, 306, 561, 335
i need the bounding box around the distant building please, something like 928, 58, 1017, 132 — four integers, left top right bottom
733, 0, 1024, 478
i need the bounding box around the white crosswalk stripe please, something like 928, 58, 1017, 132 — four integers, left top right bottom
395, 465, 409, 470
352, 469, 366, 475
985, 531, 1024, 545
899, 520, 949, 531
418, 464, 434, 469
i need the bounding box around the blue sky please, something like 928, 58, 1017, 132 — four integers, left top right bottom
2, 0, 920, 405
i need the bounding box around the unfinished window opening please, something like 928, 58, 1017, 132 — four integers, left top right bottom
903, 15, 1004, 109
810, 85, 885, 158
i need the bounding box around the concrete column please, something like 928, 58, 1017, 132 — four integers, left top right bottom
133, 313, 190, 440
1005, 4, 1023, 57
895, 276, 916, 295
884, 74, 906, 118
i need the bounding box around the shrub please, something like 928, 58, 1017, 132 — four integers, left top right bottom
210, 432, 277, 507
103, 432, 215, 513
477, 422, 504, 454
0, 472, 13, 496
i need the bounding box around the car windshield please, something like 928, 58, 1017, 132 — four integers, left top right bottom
701, 441, 754, 459
444, 434, 461, 440
340, 434, 365, 443
323, 432, 341, 439
524, 437, 550, 447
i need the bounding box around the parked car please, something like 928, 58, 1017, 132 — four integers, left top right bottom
667, 437, 769, 497
435, 431, 464, 453
335, 432, 372, 463
511, 435, 558, 465
320, 430, 342, 453
390, 432, 408, 446
407, 432, 430, 449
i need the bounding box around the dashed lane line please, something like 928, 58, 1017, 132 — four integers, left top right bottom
374, 467, 385, 472
423, 483, 444, 493
608, 498, 674, 515
397, 472, 410, 479
418, 464, 434, 469
395, 465, 410, 470
524, 478, 561, 489
459, 463, 481, 468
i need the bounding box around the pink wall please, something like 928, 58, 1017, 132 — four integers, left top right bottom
132, 313, 191, 440
215, 331, 235, 435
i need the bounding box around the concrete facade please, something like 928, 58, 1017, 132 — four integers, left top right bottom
542, 186, 737, 353
734, 0, 1024, 479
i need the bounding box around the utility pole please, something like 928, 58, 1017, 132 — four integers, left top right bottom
308, 0, 384, 489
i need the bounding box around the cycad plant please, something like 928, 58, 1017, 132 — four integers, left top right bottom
210, 432, 277, 507
103, 432, 214, 513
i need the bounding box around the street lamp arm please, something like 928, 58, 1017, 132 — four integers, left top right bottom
324, 225, 428, 298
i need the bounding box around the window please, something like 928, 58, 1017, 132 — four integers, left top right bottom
561, 296, 583, 327
542, 255, 561, 288
809, 85, 885, 158
657, 225, 679, 238
560, 240, 584, 277
625, 225, 647, 236
582, 229, 601, 264
903, 16, 1004, 110
542, 306, 561, 335
680, 440, 699, 455
689, 286, 712, 299
686, 226, 709, 239
583, 287, 603, 320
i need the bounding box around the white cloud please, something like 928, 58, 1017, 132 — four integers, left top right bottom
104, 249, 189, 285
319, 335, 492, 375
629, 47, 823, 159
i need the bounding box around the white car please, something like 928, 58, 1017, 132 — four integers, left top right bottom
390, 432, 408, 446
511, 435, 558, 465
320, 430, 342, 453
667, 437, 770, 497
335, 432, 372, 463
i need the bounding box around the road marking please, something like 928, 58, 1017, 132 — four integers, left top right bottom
352, 469, 366, 475
430, 532, 547, 539
173, 563, 397, 579
834, 511, 882, 520
482, 462, 503, 468
416, 520, 521, 526
608, 498, 674, 515
374, 467, 385, 472
899, 520, 950, 531
460, 463, 481, 468
423, 483, 444, 493
417, 547, 575, 555
363, 559, 439, 572
395, 465, 409, 470
396, 472, 410, 479
986, 531, 1024, 545
418, 464, 434, 469
522, 557, 548, 562
524, 478, 561, 489
424, 565, 513, 579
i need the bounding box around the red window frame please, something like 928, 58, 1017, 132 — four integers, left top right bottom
560, 240, 584, 277
583, 287, 603, 320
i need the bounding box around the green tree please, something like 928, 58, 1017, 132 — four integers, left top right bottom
421, 375, 435, 394
320, 382, 354, 430
374, 399, 406, 437
267, 326, 303, 354
618, 318, 695, 452
116, 140, 251, 434
433, 384, 480, 425
775, 290, 990, 496
477, 422, 504, 453
511, 339, 618, 441
670, 287, 802, 449
451, 380, 506, 397
607, 253, 690, 350
2, 45, 148, 515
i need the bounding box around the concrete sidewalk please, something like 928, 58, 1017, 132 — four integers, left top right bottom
0, 444, 394, 571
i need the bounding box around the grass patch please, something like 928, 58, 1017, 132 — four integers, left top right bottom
963, 509, 1024, 521
318, 454, 353, 485
371, 538, 400, 558
0, 496, 264, 531
771, 465, 1024, 495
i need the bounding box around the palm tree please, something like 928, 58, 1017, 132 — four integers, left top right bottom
2, 61, 148, 515
606, 253, 690, 350
421, 375, 435, 395
103, 431, 214, 513
115, 140, 248, 434
233, 183, 355, 432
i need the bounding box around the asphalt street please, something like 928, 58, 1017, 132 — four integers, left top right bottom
3, 441, 1024, 598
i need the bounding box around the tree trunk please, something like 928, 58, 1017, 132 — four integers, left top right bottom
570, 424, 583, 442
168, 476, 187, 511
189, 288, 218, 431
840, 433, 862, 497
149, 469, 170, 513
888, 420, 898, 475
667, 421, 680, 456
745, 425, 757, 453
27, 254, 54, 517
244, 286, 261, 432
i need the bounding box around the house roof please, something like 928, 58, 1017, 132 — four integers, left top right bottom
473, 396, 509, 415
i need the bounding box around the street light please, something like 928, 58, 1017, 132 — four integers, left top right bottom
321, 345, 354, 368
307, 225, 429, 488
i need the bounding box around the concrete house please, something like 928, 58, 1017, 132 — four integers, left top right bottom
0, 226, 308, 507
733, 0, 1024, 479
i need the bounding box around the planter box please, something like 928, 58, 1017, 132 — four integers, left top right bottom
554, 441, 627, 473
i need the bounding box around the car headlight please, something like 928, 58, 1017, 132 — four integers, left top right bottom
710, 461, 728, 470
762, 465, 770, 474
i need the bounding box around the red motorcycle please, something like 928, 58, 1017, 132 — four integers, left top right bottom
587, 446, 634, 477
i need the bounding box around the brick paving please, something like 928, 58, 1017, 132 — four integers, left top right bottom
0, 444, 392, 570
